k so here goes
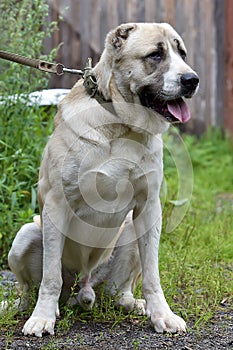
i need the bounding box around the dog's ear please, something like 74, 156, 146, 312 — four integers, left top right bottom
109, 23, 137, 49
93, 24, 136, 100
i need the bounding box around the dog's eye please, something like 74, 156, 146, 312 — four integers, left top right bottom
180, 50, 187, 61
146, 51, 163, 62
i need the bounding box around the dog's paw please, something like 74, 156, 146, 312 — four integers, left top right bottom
116, 296, 146, 315
23, 315, 55, 337
150, 311, 186, 334
133, 298, 146, 315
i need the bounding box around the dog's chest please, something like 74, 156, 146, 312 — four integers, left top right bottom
62, 132, 163, 212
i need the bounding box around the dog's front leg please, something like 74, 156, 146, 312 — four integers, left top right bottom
23, 209, 65, 337
134, 199, 186, 333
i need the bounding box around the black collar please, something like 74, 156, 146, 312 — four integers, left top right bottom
83, 61, 117, 116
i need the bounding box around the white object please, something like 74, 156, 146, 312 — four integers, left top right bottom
0, 89, 70, 106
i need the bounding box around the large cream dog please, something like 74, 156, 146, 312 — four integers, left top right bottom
8, 23, 199, 337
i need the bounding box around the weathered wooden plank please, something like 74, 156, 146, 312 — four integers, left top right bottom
118, 0, 127, 24
202, 0, 216, 128
107, 0, 119, 29
79, 0, 91, 63
126, 0, 137, 22
214, 0, 224, 128
174, 0, 184, 35
192, 0, 206, 133
145, 0, 156, 22
136, 0, 145, 22
89, 0, 101, 54
99, 0, 108, 51
224, 0, 233, 133
163, 0, 175, 26
182, 0, 195, 67
156, 0, 164, 22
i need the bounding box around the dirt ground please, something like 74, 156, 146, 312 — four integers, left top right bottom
1, 271, 232, 350
1, 305, 232, 350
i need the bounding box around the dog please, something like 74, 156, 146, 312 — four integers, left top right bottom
8, 23, 199, 337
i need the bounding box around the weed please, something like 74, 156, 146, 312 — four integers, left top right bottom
160, 129, 233, 327
132, 338, 140, 349
0, 0, 59, 95
0, 0, 59, 267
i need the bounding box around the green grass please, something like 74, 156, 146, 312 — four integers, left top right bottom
0, 127, 232, 335
0, 104, 55, 265
161, 129, 233, 326
0, 0, 59, 265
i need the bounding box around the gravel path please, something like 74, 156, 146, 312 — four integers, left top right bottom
1, 311, 233, 350
1, 271, 232, 350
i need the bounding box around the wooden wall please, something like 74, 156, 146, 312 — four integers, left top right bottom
224, 0, 233, 133
46, 0, 228, 134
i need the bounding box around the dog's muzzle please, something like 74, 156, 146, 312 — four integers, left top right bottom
139, 72, 199, 124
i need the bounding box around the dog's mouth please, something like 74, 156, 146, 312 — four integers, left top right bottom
139, 91, 191, 123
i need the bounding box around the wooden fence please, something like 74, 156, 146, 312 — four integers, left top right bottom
46, 0, 231, 134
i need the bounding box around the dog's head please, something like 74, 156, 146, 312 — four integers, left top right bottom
94, 23, 199, 126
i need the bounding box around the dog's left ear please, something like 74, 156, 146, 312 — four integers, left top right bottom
109, 23, 137, 49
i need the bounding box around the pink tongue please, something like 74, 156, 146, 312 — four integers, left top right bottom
167, 98, 191, 123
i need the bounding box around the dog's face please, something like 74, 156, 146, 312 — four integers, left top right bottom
96, 23, 199, 125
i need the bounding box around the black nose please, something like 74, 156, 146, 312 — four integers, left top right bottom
181, 73, 199, 89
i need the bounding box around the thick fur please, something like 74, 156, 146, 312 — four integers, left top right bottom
8, 23, 199, 337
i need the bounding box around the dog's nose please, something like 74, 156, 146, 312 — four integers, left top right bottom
181, 73, 199, 89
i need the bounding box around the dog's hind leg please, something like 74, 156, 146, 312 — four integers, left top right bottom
104, 215, 145, 315
8, 219, 43, 310
109, 249, 145, 315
